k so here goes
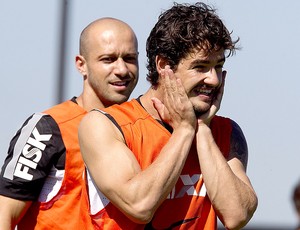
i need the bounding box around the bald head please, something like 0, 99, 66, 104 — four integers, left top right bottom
79, 17, 138, 59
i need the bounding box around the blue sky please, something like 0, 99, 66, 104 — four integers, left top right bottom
1, 0, 300, 227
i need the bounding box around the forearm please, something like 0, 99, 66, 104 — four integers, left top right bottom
0, 214, 13, 230
0, 195, 31, 230
196, 125, 257, 229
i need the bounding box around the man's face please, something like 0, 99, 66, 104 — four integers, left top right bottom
174, 48, 225, 115
85, 28, 139, 107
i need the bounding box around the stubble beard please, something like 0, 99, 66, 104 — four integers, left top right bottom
193, 102, 212, 118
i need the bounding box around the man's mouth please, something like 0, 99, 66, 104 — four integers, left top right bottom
193, 87, 214, 96
111, 80, 130, 87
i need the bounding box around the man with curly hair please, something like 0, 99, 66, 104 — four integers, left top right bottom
79, 2, 258, 229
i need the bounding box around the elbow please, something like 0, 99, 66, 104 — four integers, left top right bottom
124, 201, 156, 224
129, 213, 153, 225
223, 196, 258, 230
223, 213, 252, 230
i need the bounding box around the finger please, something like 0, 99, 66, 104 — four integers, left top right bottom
162, 66, 177, 108
165, 67, 186, 105
198, 71, 227, 124
152, 97, 171, 122
220, 70, 226, 92
176, 77, 188, 100
216, 71, 227, 101
151, 97, 163, 115
164, 66, 176, 96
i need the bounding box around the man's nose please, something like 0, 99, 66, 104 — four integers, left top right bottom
203, 68, 221, 86
114, 58, 128, 77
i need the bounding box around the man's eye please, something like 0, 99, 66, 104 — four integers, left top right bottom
124, 56, 138, 64
101, 57, 116, 63
194, 65, 205, 70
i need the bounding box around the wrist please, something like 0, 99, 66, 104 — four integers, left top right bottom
174, 124, 195, 137
196, 122, 212, 135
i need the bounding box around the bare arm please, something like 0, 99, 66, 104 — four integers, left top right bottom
194, 73, 257, 229
79, 66, 197, 223
196, 121, 257, 230
0, 195, 32, 229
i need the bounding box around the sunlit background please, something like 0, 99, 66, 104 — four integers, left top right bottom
1, 1, 300, 228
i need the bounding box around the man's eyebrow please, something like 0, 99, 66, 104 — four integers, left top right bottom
190, 57, 226, 66
97, 52, 138, 58
125, 52, 139, 56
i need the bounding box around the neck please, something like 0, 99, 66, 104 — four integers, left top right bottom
76, 94, 105, 112
140, 87, 162, 121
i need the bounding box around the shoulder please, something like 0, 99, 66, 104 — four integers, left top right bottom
102, 99, 145, 121
79, 109, 118, 138
6, 112, 64, 162
44, 99, 86, 123
228, 119, 248, 169
13, 112, 60, 138
79, 108, 127, 151
0, 112, 65, 200
230, 119, 246, 145
212, 116, 246, 140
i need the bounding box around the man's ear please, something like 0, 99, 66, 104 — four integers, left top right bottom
155, 55, 168, 74
75, 55, 87, 76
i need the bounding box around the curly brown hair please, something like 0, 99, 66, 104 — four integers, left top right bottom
146, 2, 239, 86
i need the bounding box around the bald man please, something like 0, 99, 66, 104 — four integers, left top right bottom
0, 17, 139, 229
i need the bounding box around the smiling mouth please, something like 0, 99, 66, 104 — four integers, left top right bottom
111, 80, 130, 87
194, 87, 214, 97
